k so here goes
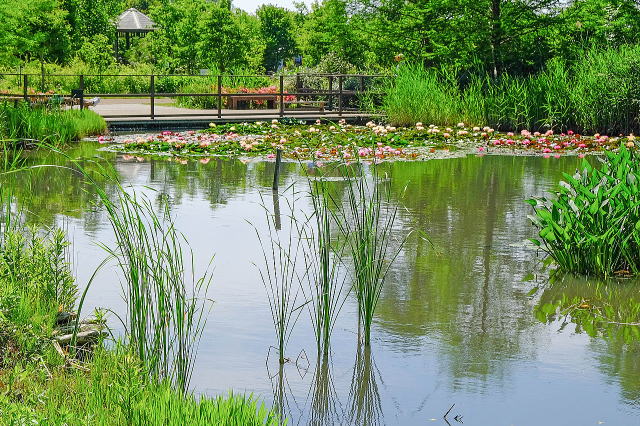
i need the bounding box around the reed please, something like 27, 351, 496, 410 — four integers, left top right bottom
297, 177, 348, 357
334, 164, 403, 346
253, 188, 304, 364
385, 46, 640, 134
527, 146, 640, 276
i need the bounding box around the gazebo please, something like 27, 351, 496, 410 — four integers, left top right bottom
115, 8, 155, 60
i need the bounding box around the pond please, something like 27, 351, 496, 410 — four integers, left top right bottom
12, 143, 640, 425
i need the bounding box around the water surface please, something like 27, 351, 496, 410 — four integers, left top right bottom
12, 144, 640, 425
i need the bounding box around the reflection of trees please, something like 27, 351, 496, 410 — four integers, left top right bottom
374, 156, 585, 385
348, 345, 383, 426
536, 274, 640, 403
3, 142, 117, 228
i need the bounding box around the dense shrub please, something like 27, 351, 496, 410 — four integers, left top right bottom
527, 146, 640, 276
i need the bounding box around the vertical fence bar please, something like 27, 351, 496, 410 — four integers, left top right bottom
279, 75, 284, 117
359, 75, 365, 93
23, 74, 28, 102
338, 75, 343, 116
40, 67, 45, 93
217, 75, 222, 119
79, 75, 85, 110
328, 76, 334, 111
150, 74, 155, 120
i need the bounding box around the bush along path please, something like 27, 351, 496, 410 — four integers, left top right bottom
98, 119, 637, 163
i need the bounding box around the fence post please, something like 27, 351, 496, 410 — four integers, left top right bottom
338, 75, 343, 116
217, 75, 222, 119
40, 67, 45, 93
359, 75, 365, 93
79, 75, 85, 110
279, 75, 284, 117
328, 75, 334, 111
23, 74, 28, 103
150, 74, 155, 120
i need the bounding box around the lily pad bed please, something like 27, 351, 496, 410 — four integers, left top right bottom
94, 119, 635, 162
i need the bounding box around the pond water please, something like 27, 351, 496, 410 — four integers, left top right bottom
12, 143, 640, 425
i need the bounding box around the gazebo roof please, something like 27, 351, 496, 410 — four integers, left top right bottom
116, 8, 155, 33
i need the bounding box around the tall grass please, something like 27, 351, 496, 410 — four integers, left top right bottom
100, 189, 212, 393
0, 103, 106, 145
0, 344, 280, 425
297, 178, 348, 357
253, 189, 304, 364
385, 45, 640, 134
527, 146, 640, 277
334, 165, 403, 346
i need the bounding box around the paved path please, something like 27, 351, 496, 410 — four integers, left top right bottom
92, 98, 372, 123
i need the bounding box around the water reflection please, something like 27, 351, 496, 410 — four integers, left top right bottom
308, 354, 343, 426
348, 345, 383, 426
9, 146, 640, 424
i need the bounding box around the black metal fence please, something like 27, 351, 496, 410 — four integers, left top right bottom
0, 73, 388, 120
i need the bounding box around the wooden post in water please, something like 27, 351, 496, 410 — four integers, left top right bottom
272, 189, 281, 231
150, 74, 155, 120
272, 148, 282, 191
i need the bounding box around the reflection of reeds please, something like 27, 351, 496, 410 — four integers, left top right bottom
308, 354, 343, 426
348, 345, 384, 426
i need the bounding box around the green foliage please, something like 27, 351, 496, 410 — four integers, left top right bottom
0, 104, 106, 145
0, 225, 75, 367
386, 48, 640, 134
77, 35, 115, 71
257, 5, 298, 71
0, 0, 71, 65
0, 344, 280, 424
527, 146, 640, 276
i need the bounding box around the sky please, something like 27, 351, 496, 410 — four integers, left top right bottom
233, 0, 312, 13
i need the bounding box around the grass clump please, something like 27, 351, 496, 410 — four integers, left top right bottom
527, 146, 640, 277
385, 45, 640, 134
334, 165, 403, 346
0, 103, 106, 145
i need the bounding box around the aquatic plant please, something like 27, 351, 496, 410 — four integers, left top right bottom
101, 190, 213, 393
0, 103, 106, 145
334, 164, 403, 346
253, 188, 305, 364
527, 146, 640, 276
297, 177, 349, 357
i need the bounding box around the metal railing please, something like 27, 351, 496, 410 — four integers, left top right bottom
0, 72, 389, 120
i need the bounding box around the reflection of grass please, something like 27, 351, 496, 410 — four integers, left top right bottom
535, 273, 640, 342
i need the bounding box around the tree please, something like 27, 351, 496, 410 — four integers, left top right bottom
197, 4, 248, 72
257, 5, 298, 71
0, 0, 71, 65
299, 0, 366, 68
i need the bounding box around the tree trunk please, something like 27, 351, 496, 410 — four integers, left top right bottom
490, 0, 502, 78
